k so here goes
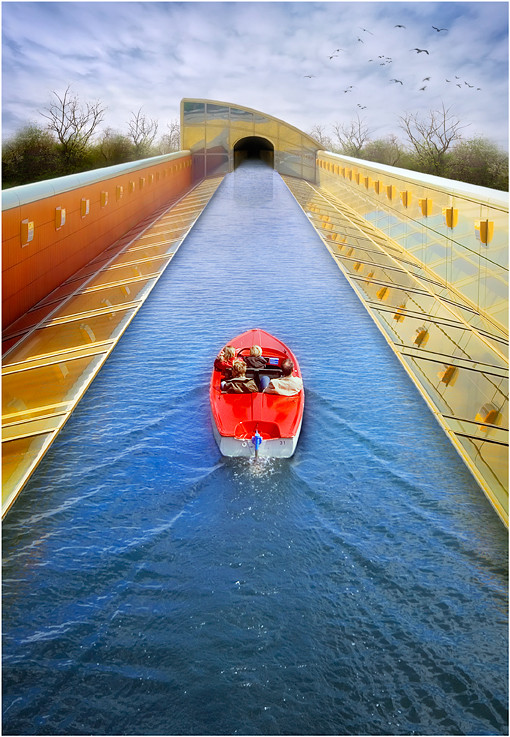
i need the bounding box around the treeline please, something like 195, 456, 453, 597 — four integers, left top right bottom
3, 89, 508, 192
2, 87, 180, 189
2, 123, 180, 189
309, 105, 508, 191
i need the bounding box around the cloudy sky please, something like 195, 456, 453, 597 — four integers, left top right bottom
2, 1, 508, 150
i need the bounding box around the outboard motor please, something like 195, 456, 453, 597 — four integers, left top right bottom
251, 429, 263, 458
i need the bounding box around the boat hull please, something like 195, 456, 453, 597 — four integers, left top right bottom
212, 416, 303, 458
210, 328, 304, 458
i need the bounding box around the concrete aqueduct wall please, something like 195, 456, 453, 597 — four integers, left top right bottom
2, 152, 193, 331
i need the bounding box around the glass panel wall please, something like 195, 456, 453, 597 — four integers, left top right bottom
316, 152, 508, 333
181, 98, 320, 181
284, 174, 508, 526
2, 177, 224, 517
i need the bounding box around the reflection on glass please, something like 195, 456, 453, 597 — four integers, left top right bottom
230, 107, 253, 123
51, 279, 155, 319
3, 355, 103, 418
183, 101, 205, 124
2, 434, 52, 508
5, 310, 135, 363
206, 154, 229, 176
206, 104, 229, 119
283, 173, 508, 525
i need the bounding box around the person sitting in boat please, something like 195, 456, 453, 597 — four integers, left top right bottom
263, 358, 303, 396
222, 360, 259, 394
214, 345, 236, 377
243, 345, 270, 391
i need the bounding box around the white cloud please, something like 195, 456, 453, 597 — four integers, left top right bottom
2, 1, 508, 149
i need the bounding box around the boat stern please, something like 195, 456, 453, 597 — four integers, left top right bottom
211, 418, 302, 458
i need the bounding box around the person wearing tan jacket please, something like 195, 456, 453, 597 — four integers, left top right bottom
264, 358, 303, 396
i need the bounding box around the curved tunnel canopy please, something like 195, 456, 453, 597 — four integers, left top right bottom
181, 98, 320, 180
234, 136, 274, 169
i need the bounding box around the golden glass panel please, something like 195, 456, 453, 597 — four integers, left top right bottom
260, 119, 278, 138
283, 172, 507, 523
229, 107, 254, 124
3, 303, 61, 341
49, 279, 155, 319
182, 101, 205, 124
136, 229, 187, 247
182, 128, 206, 151
3, 415, 64, 442
485, 301, 508, 332
400, 358, 507, 440
2, 433, 53, 509
3, 355, 104, 418
205, 125, 229, 149
88, 258, 169, 287
455, 434, 508, 508
205, 103, 229, 120
109, 244, 176, 266
4, 311, 134, 364
229, 119, 254, 136
277, 125, 301, 147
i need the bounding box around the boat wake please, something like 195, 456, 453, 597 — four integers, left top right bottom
247, 456, 278, 477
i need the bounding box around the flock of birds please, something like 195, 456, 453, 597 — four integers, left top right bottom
303, 23, 482, 110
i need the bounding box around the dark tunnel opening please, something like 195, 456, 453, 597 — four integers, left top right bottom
233, 136, 274, 169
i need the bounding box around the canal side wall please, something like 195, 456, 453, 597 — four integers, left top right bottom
2, 152, 193, 330
316, 151, 509, 332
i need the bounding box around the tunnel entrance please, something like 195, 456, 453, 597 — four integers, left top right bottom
233, 136, 274, 169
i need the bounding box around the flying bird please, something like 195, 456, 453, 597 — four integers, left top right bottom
390, 79, 403, 84
394, 24, 406, 28
304, 75, 315, 78
359, 27, 374, 34
464, 82, 474, 88
446, 79, 451, 82
329, 54, 339, 59
432, 26, 448, 32
412, 48, 429, 54
422, 77, 431, 81
357, 37, 364, 43
419, 86, 427, 91
456, 84, 462, 88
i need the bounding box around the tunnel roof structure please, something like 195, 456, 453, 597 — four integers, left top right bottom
180, 97, 321, 180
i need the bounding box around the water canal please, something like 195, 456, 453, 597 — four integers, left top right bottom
2, 162, 508, 735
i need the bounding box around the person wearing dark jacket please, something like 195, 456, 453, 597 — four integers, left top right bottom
222, 360, 259, 394
243, 345, 270, 390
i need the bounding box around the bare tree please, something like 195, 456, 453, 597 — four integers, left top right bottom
41, 85, 106, 165
128, 108, 159, 157
158, 119, 181, 153
399, 103, 469, 175
308, 124, 333, 150
331, 115, 371, 156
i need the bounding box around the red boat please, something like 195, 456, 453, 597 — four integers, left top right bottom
210, 328, 305, 458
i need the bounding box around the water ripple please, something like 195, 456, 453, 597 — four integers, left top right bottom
2, 162, 507, 737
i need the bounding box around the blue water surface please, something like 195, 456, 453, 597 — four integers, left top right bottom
2, 162, 508, 736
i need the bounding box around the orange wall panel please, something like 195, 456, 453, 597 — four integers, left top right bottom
2, 156, 193, 329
